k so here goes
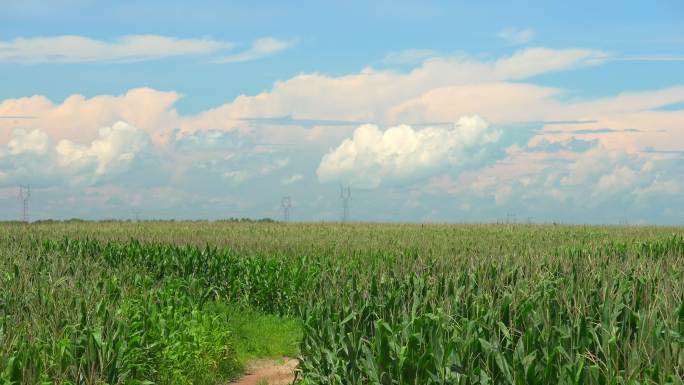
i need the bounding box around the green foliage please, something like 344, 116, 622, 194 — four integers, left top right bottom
213, 305, 302, 362
1, 222, 683, 384
0, 232, 297, 385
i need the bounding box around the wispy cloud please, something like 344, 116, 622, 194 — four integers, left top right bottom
0, 35, 233, 63
381, 49, 437, 65
281, 174, 303, 185
213, 37, 295, 63
238, 115, 362, 127
0, 35, 296, 64
542, 128, 642, 134
497, 27, 534, 45
611, 55, 684, 62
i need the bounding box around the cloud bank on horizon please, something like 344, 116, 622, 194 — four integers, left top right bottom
1, 1, 682, 223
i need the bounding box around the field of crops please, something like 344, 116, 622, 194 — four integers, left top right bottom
1, 221, 683, 385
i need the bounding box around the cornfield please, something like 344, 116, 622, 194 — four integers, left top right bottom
1, 221, 683, 384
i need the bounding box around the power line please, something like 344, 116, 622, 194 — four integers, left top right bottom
281, 196, 292, 222
18, 185, 30, 223
340, 185, 351, 222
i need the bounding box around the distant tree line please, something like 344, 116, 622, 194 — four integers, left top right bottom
0, 217, 276, 224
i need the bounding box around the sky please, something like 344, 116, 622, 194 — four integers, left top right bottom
1, 0, 683, 224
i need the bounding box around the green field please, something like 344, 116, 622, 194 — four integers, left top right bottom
1, 221, 683, 384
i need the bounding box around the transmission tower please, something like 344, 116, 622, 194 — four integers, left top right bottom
340, 185, 351, 222
281, 196, 292, 222
506, 213, 517, 224
18, 185, 30, 223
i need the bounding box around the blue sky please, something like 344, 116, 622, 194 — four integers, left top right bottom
1, 0, 683, 223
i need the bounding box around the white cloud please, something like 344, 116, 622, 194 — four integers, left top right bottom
381, 49, 437, 64
175, 130, 243, 151
181, 47, 606, 138
281, 174, 303, 185
56, 121, 150, 177
634, 176, 681, 198
260, 158, 290, 174
0, 121, 153, 187
430, 143, 683, 217
0, 47, 607, 146
5, 128, 49, 155
0, 35, 294, 65
493, 48, 606, 79
223, 170, 251, 184
0, 35, 232, 63
497, 27, 535, 45
388, 82, 561, 124
611, 55, 684, 62
317, 116, 501, 187
594, 165, 641, 197
559, 147, 627, 187
1, 44, 682, 222
494, 184, 513, 204
218, 156, 291, 186
213, 37, 295, 63
0, 87, 181, 145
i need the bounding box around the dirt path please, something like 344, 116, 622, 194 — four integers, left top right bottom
230, 358, 298, 385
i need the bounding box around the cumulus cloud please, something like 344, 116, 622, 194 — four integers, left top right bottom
388, 82, 561, 124
0, 35, 232, 63
529, 88, 684, 154
56, 121, 150, 177
0, 47, 608, 146
497, 27, 535, 45
491, 145, 678, 206
317, 116, 501, 187
0, 121, 152, 187
5, 129, 49, 155
0, 87, 180, 145
213, 37, 295, 63
1, 45, 682, 221
417, 139, 684, 223
180, 47, 606, 139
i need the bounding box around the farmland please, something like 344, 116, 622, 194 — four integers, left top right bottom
1, 221, 683, 384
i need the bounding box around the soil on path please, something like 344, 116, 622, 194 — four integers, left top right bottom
230, 358, 298, 385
